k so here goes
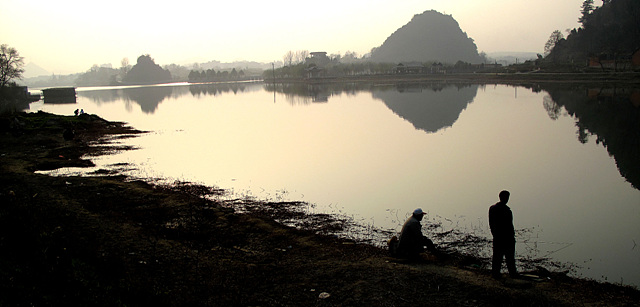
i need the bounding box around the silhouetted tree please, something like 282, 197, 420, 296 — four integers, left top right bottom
544, 30, 564, 56
120, 58, 131, 81
543, 95, 562, 120
0, 44, 25, 88
295, 50, 309, 64
206, 69, 216, 80
188, 70, 198, 81
579, 0, 595, 27
283, 51, 294, 67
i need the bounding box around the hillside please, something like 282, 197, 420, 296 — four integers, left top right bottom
548, 0, 640, 64
370, 10, 483, 64
123, 55, 172, 85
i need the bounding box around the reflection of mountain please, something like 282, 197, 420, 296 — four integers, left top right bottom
373, 84, 479, 133
79, 86, 176, 114
541, 84, 640, 190
124, 87, 174, 114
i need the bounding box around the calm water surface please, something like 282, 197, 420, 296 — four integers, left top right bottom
30, 82, 640, 286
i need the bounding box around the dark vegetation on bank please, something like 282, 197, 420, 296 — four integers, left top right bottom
1, 105, 639, 306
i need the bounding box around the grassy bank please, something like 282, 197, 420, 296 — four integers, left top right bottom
1, 111, 638, 306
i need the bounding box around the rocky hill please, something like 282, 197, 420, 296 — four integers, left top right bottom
370, 10, 483, 64
123, 55, 172, 85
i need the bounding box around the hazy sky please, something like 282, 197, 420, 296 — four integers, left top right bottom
2, 0, 585, 74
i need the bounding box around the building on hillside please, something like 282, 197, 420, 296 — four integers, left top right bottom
589, 50, 640, 70
306, 52, 330, 67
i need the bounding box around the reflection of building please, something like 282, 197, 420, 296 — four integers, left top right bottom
312, 94, 328, 103
587, 87, 640, 107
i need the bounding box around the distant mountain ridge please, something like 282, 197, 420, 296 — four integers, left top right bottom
23, 62, 49, 78
370, 10, 482, 64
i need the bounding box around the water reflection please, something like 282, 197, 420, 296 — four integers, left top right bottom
79, 83, 258, 114
373, 83, 478, 133
264, 82, 369, 105
540, 84, 640, 190
79, 86, 175, 114
189, 83, 249, 96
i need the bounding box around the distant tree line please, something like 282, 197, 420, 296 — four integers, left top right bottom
73, 56, 260, 87
75, 55, 172, 86
187, 68, 251, 82
264, 49, 497, 80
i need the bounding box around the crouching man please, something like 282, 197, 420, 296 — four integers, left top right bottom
389, 208, 436, 259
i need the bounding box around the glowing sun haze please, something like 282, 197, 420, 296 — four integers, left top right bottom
2, 0, 583, 74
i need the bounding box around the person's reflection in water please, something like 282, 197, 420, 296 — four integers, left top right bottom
388, 208, 436, 260
489, 190, 519, 279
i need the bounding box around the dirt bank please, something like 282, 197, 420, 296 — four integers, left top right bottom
1, 111, 638, 306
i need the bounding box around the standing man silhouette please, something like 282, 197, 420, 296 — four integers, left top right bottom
489, 190, 518, 278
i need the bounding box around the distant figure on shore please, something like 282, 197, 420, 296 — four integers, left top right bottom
74, 109, 79, 116
489, 190, 519, 278
388, 208, 436, 259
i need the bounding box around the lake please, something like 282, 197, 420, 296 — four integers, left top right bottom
29, 81, 640, 287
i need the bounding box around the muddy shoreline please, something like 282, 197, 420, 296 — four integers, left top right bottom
1, 111, 639, 306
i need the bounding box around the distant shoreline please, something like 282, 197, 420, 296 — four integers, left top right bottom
19, 71, 640, 93
267, 71, 640, 85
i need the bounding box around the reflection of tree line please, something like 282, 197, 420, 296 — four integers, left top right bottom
264, 82, 371, 105
188, 83, 248, 97
79, 83, 259, 114
540, 84, 640, 190
79, 87, 176, 114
